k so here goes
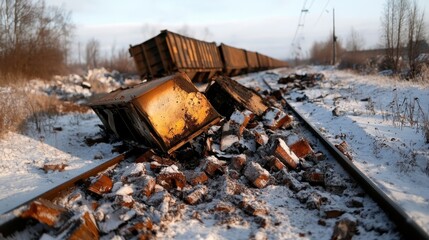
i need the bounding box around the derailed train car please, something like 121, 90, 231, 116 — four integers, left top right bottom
88, 73, 221, 154
218, 43, 248, 76
129, 30, 288, 81
129, 30, 224, 82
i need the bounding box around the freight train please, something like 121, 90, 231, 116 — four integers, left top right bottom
129, 30, 288, 82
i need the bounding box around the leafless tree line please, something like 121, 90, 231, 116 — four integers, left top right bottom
381, 0, 425, 74
0, 0, 73, 82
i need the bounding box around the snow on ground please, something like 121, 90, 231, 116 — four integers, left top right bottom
0, 68, 137, 214
0, 67, 426, 238
237, 66, 429, 234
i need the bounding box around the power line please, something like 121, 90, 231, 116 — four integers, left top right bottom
314, 0, 331, 26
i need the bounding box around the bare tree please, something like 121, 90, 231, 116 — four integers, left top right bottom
0, 0, 73, 81
85, 38, 100, 69
381, 0, 409, 72
346, 27, 365, 51
407, 0, 426, 77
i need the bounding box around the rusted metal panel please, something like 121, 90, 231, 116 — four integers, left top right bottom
219, 43, 248, 76
257, 53, 270, 70
89, 73, 221, 154
245, 50, 259, 72
205, 75, 269, 117
130, 30, 223, 82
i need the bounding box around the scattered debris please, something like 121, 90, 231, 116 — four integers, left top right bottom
335, 141, 353, 161
42, 163, 68, 173
88, 175, 113, 196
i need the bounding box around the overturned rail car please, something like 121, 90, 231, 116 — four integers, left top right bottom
129, 30, 223, 82
218, 43, 248, 76
88, 73, 221, 154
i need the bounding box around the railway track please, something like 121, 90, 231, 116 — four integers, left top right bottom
0, 71, 427, 239
258, 75, 429, 239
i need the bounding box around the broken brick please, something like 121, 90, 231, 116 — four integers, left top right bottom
202, 156, 226, 177
229, 154, 247, 171
121, 163, 146, 183
244, 161, 270, 189
303, 171, 325, 186
238, 199, 269, 216
60, 212, 99, 240
290, 139, 314, 159
20, 199, 68, 227
335, 141, 353, 161
331, 218, 357, 240
125, 217, 153, 235
265, 156, 285, 171
135, 149, 176, 166
324, 208, 346, 219
185, 170, 209, 186
42, 163, 68, 173
185, 185, 208, 205
272, 138, 300, 169
230, 109, 254, 135
88, 175, 113, 196
213, 202, 235, 213
156, 166, 186, 190
262, 107, 293, 130
253, 131, 269, 146
278, 169, 307, 192
136, 176, 156, 198
220, 120, 241, 151
115, 195, 134, 208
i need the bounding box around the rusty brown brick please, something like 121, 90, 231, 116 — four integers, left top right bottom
135, 149, 175, 166
331, 218, 357, 240
115, 195, 134, 208
229, 154, 247, 171
230, 109, 254, 135
244, 162, 270, 189
290, 139, 313, 159
138, 176, 156, 198
88, 175, 113, 196
185, 171, 209, 186
20, 199, 67, 227
335, 141, 353, 161
125, 217, 153, 236
263, 107, 293, 130
213, 202, 235, 213
156, 166, 186, 190
67, 212, 99, 240
42, 163, 68, 173
185, 185, 208, 205
253, 131, 268, 146
272, 138, 300, 169
266, 156, 285, 171
324, 209, 346, 219
238, 199, 269, 216
303, 171, 325, 186
202, 156, 226, 177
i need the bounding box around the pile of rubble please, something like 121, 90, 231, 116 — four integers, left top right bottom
277, 73, 325, 90
7, 74, 396, 239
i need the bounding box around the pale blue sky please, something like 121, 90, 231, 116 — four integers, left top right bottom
47, 0, 429, 60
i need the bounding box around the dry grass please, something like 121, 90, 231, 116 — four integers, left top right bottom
0, 86, 89, 138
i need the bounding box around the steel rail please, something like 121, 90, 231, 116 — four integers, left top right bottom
0, 150, 136, 237
261, 76, 428, 239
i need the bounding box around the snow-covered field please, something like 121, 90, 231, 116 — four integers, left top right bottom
0, 67, 427, 238
237, 66, 429, 234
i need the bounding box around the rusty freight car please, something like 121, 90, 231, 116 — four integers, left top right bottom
218, 43, 248, 76
244, 50, 259, 73
88, 73, 221, 154
129, 30, 223, 82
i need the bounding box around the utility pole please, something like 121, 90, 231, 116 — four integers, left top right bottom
332, 8, 336, 65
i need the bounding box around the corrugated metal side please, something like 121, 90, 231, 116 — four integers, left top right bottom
166, 31, 223, 71
219, 43, 248, 73
245, 50, 259, 71
257, 53, 270, 70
